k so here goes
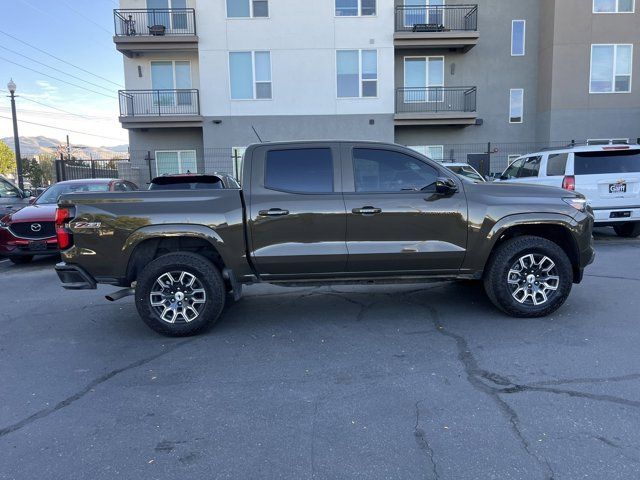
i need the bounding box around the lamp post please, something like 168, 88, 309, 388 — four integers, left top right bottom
7, 79, 24, 191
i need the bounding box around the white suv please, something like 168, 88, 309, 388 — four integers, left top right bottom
497, 143, 640, 237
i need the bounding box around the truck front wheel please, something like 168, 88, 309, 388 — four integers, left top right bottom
135, 252, 226, 336
483, 236, 573, 317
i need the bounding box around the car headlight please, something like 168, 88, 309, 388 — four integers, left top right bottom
562, 197, 588, 212
0, 215, 10, 228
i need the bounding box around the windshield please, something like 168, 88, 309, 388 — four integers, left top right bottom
36, 183, 110, 204
448, 165, 485, 182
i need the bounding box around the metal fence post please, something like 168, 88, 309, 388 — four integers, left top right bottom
60, 153, 67, 181
90, 160, 96, 179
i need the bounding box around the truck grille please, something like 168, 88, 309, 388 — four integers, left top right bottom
9, 221, 56, 239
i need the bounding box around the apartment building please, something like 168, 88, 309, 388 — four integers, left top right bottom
113, 0, 640, 177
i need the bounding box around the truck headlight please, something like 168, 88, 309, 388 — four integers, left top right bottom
562, 197, 588, 212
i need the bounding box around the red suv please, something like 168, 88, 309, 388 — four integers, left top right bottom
0, 178, 137, 264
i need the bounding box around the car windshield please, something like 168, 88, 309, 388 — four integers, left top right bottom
36, 183, 110, 204
448, 165, 485, 182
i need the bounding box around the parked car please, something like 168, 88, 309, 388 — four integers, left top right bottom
55, 141, 594, 336
149, 173, 240, 190
444, 163, 486, 182
0, 175, 32, 214
0, 178, 138, 264
496, 143, 640, 237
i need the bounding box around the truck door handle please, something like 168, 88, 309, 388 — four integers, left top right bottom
352, 206, 382, 215
259, 208, 290, 217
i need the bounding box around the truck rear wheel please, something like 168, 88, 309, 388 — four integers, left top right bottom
483, 236, 573, 317
613, 222, 640, 238
135, 252, 226, 337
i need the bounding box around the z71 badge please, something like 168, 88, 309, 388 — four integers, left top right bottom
72, 222, 102, 229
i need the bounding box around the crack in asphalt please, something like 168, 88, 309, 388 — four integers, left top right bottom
414, 400, 440, 480
0, 339, 197, 438
584, 274, 640, 282
499, 384, 640, 408
528, 373, 640, 387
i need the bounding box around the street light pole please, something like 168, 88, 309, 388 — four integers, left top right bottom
7, 79, 24, 191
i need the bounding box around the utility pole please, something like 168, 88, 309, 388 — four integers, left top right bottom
7, 79, 24, 190
66, 135, 71, 161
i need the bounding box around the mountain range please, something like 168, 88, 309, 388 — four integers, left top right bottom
2, 136, 129, 160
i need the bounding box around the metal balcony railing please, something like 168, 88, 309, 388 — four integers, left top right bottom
395, 5, 478, 33
396, 87, 477, 114
114, 9, 196, 36
119, 90, 200, 117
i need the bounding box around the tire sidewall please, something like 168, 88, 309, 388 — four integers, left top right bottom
487, 237, 573, 317
135, 253, 226, 336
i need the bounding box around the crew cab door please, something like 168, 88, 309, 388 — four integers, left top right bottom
342, 144, 468, 273
246, 144, 347, 277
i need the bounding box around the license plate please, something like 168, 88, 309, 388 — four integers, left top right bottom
609, 183, 627, 194
28, 240, 48, 251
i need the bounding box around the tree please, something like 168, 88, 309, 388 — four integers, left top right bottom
22, 157, 55, 188
0, 140, 16, 176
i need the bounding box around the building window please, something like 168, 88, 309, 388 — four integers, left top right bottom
337, 50, 378, 98
593, 0, 634, 13
335, 0, 376, 16
226, 0, 269, 18
507, 154, 522, 164
409, 145, 444, 162
229, 51, 272, 99
511, 20, 526, 56
403, 56, 444, 102
509, 89, 524, 123
156, 150, 197, 176
590, 44, 633, 93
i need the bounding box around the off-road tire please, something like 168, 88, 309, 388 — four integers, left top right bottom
135, 252, 226, 337
483, 236, 573, 317
613, 222, 640, 238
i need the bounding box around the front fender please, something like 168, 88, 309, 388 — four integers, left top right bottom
462, 212, 580, 273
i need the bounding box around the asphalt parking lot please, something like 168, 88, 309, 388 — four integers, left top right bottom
1, 229, 639, 480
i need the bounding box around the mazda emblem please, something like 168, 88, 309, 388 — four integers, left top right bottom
31, 223, 42, 232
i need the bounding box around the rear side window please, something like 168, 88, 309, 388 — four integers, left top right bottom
265, 148, 334, 193
574, 150, 640, 175
546, 153, 568, 176
517, 156, 542, 178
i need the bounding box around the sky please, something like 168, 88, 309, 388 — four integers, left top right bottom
0, 0, 127, 151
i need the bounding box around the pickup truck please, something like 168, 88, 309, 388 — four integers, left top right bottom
55, 141, 595, 336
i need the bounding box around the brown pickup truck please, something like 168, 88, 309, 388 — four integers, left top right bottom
55, 141, 595, 336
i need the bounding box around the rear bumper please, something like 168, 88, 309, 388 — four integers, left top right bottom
592, 206, 640, 225
55, 262, 97, 290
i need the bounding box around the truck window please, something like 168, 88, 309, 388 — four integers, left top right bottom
265, 148, 334, 193
353, 148, 437, 192
546, 153, 568, 176
574, 150, 640, 175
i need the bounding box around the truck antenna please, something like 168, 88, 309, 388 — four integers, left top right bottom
251, 125, 264, 143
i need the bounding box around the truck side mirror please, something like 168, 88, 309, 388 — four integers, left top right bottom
435, 177, 458, 196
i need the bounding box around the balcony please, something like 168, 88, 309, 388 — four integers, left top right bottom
394, 5, 479, 51
113, 9, 198, 57
118, 90, 202, 128
395, 87, 478, 126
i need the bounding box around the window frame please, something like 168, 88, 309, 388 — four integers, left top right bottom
155, 149, 198, 176
509, 88, 524, 124
592, 0, 635, 13
589, 44, 633, 94
334, 0, 377, 17
511, 20, 526, 56
226, 0, 270, 19
228, 50, 273, 100
336, 49, 378, 99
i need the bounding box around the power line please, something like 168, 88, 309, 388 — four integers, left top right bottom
0, 115, 126, 142
16, 96, 115, 120
59, 0, 113, 35
0, 30, 123, 88
0, 45, 115, 93
0, 55, 117, 99
0, 106, 115, 122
